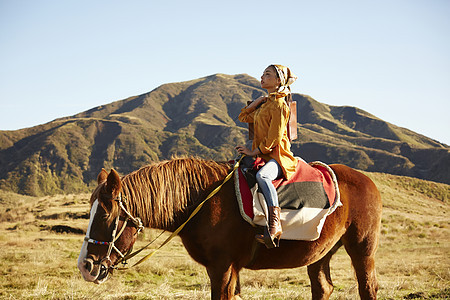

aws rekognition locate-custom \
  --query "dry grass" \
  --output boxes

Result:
[0,172,449,299]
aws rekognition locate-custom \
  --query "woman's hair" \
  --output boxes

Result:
[268,65,279,78]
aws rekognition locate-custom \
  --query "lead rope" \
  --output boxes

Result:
[117,155,245,270]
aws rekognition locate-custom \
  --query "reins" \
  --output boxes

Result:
[114,155,245,270]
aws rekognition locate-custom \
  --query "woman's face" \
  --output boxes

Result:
[260,66,281,92]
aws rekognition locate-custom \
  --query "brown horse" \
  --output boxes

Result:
[77,157,382,299]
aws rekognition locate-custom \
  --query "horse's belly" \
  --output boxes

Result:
[245,240,328,270]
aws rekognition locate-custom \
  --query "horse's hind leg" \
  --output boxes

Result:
[234,273,242,299]
[307,241,342,300]
[342,226,379,299]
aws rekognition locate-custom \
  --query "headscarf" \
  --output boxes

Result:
[270,64,298,97]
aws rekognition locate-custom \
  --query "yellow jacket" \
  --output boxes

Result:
[239,95,297,179]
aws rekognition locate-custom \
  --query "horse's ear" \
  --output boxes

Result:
[106,169,121,194]
[97,168,108,184]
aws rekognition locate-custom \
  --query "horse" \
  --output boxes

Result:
[77,157,382,299]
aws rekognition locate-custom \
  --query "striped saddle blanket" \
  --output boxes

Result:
[234,157,342,241]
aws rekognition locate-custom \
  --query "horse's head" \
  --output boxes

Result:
[77,168,143,284]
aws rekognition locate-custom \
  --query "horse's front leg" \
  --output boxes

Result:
[307,241,342,300]
[206,263,241,300]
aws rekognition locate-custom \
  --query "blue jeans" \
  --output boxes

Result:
[255,159,283,207]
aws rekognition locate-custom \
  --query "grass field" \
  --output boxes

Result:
[0,171,449,299]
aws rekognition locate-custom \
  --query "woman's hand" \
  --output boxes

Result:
[254,96,267,104]
[235,145,260,157]
[246,96,267,112]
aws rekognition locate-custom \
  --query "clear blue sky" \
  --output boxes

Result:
[1,0,449,145]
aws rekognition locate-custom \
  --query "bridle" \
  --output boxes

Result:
[84,192,144,268]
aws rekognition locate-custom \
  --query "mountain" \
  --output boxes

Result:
[0,74,448,196]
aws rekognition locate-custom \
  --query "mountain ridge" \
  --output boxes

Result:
[0,73,448,196]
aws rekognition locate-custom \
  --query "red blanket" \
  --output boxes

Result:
[237,158,337,224]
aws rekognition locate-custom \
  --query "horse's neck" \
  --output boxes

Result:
[121,159,231,232]
[122,179,205,232]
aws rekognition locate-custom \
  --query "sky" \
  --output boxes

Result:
[1,0,449,145]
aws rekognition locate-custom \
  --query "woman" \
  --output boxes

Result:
[236,64,298,248]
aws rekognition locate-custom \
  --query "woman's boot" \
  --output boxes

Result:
[255,206,283,248]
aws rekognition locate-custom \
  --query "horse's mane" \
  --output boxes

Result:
[120,157,232,228]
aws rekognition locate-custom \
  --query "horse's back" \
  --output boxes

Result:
[330,163,381,207]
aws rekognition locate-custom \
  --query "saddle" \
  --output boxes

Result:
[235,156,342,241]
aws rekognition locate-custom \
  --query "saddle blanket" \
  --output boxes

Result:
[234,158,342,241]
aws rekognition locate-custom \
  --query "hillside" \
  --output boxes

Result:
[0,172,448,299]
[0,73,449,196]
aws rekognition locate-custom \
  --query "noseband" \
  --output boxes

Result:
[85,192,144,268]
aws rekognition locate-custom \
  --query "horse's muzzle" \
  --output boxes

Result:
[78,257,111,284]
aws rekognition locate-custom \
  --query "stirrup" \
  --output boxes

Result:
[255,226,280,249]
